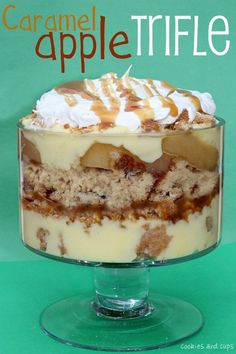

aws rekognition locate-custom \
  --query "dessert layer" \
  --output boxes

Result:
[21,195,220,263]
[23,157,219,225]
[21,126,221,170]
[21,70,217,133]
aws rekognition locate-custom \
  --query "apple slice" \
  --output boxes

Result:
[162,134,218,171]
[146,154,171,174]
[21,134,41,163]
[80,143,125,169]
[80,142,146,172]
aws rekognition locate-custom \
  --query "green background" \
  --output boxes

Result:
[0,0,235,353]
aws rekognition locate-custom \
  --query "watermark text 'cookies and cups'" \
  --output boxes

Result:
[180,343,234,351]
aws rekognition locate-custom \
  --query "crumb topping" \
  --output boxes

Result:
[136,225,172,258]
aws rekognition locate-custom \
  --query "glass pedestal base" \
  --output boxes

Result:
[40,293,203,351]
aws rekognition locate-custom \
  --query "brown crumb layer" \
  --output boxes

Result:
[136,225,171,258]
[22,191,217,229]
[22,155,219,228]
[23,158,218,211]
[21,111,217,134]
[36,227,49,251]
[167,112,216,131]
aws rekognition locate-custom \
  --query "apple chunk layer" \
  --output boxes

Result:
[80,135,218,173]
[162,134,218,171]
[80,142,172,174]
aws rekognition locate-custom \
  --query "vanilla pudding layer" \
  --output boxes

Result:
[21,116,221,170]
[21,196,220,263]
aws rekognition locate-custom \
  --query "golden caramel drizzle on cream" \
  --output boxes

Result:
[143,83,154,97]
[159,96,179,117]
[134,106,155,122]
[147,79,160,95]
[31,72,216,131]
[130,77,154,97]
[91,101,120,126]
[56,80,86,92]
[90,79,120,126]
[58,79,203,125]
[63,94,78,107]
[85,79,96,93]
[178,90,202,111]
[160,80,176,91]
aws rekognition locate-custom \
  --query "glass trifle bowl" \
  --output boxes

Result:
[18,72,224,351]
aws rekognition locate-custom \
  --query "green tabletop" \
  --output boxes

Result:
[0,242,235,354]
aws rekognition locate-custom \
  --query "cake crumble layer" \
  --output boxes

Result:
[22,158,219,223]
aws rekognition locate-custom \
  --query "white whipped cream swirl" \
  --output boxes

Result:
[32,70,216,131]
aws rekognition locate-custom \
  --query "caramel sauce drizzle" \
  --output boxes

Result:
[90,78,120,127]
[122,78,155,122]
[91,100,119,126]
[143,83,154,97]
[177,89,202,111]
[159,96,178,117]
[85,79,96,94]
[54,76,205,129]
[115,77,138,113]
[161,82,203,115]
[160,80,177,91]
[56,80,86,93]
[63,94,78,107]
[56,81,97,102]
[147,79,160,95]
[159,81,202,111]
[133,108,155,122]
[132,100,155,122]
[130,77,154,97]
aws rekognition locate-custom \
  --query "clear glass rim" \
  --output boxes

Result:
[17,116,225,137]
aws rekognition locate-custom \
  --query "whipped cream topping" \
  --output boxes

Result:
[26,69,216,131]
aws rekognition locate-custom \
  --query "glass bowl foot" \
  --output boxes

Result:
[40,293,203,351]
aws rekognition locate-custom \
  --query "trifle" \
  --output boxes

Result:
[18,70,223,263]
